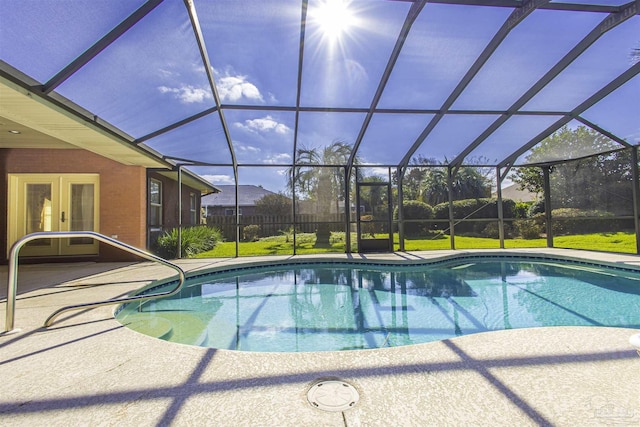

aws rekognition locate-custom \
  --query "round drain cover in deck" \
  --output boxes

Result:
[307,380,359,412]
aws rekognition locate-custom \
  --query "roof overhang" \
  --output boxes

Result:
[155,170,220,195]
[0,61,168,168]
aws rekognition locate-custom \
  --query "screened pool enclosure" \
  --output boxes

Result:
[1,0,638,256]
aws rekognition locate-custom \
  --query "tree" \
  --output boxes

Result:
[421,167,448,206]
[420,163,490,205]
[511,125,630,213]
[287,141,358,245]
[396,155,491,205]
[255,193,292,217]
[392,155,434,201]
[450,166,491,200]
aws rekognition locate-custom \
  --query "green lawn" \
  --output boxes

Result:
[196,231,637,257]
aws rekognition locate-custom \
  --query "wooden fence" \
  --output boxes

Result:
[206,214,346,241]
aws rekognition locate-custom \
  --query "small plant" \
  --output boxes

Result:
[155,226,221,259]
[279,227,294,243]
[243,224,260,242]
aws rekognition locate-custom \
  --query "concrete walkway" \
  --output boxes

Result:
[1,249,639,426]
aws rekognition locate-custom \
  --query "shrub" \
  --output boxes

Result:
[516,219,544,239]
[242,224,260,242]
[155,226,221,259]
[433,198,517,220]
[432,198,516,235]
[479,222,515,239]
[550,208,615,235]
[514,201,531,219]
[479,222,499,238]
[528,199,545,217]
[393,200,434,236]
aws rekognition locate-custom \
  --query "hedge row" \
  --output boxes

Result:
[432,198,517,220]
[393,199,630,238]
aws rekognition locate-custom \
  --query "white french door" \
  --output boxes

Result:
[8,174,100,257]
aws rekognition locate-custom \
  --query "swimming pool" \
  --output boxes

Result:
[116,256,640,352]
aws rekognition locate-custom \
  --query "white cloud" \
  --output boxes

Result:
[368,167,390,178]
[218,76,262,102]
[157,68,177,78]
[160,68,264,104]
[234,115,291,135]
[158,85,212,104]
[214,68,264,102]
[202,174,234,185]
[264,153,292,164]
[237,145,261,153]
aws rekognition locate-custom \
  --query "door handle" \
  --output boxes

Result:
[61,211,66,223]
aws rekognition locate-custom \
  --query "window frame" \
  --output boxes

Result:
[189,192,198,224]
[149,178,163,228]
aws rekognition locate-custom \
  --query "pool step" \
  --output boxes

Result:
[122,312,208,346]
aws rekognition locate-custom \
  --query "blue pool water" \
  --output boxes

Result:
[116,257,640,352]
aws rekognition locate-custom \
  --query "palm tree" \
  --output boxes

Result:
[421,167,448,206]
[452,167,490,199]
[421,164,490,205]
[287,141,356,245]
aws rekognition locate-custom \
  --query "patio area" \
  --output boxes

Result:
[1,249,638,426]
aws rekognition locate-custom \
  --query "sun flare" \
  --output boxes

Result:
[310,0,356,41]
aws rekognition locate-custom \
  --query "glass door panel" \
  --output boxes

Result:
[60,176,99,255]
[25,183,53,247]
[69,183,95,245]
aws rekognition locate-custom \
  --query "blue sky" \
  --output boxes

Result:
[0,0,638,193]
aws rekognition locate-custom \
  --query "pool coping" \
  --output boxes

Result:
[1,248,639,426]
[131,248,640,297]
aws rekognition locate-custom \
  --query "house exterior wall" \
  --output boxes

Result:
[0,148,146,262]
[146,171,204,249]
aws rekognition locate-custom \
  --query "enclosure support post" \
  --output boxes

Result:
[388,167,394,252]
[177,166,182,259]
[234,177,239,257]
[631,147,640,255]
[355,178,362,253]
[447,166,455,250]
[345,166,351,254]
[543,166,553,248]
[397,166,405,252]
[292,166,298,255]
[496,167,505,249]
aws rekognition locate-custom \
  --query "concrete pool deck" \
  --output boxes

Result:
[1,249,639,426]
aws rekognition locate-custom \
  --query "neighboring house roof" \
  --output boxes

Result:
[494,184,538,202]
[202,185,277,207]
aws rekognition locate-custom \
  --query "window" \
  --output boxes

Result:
[149,179,162,227]
[190,193,197,224]
[225,208,242,216]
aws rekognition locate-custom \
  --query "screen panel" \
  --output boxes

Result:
[0,0,146,82]
[300,0,410,108]
[453,9,604,111]
[55,0,214,138]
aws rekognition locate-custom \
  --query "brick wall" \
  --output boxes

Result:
[146,171,204,248]
[1,148,147,262]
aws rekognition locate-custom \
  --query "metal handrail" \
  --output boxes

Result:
[3,231,186,333]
